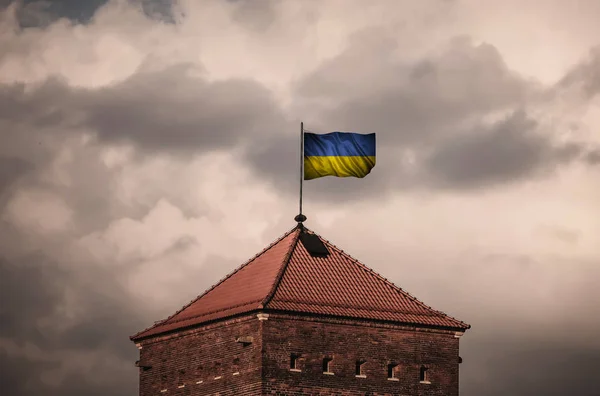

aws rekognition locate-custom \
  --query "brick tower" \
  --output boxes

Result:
[131,224,470,395]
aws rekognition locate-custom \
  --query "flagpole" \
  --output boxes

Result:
[300,121,303,216]
[295,121,307,225]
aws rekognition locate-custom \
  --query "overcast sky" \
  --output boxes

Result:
[1,0,599,395]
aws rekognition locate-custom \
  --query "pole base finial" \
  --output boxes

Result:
[294,214,307,223]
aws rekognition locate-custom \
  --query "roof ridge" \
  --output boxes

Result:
[260,226,302,308]
[307,228,470,329]
[130,226,300,340]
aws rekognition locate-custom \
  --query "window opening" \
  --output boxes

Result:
[290,354,300,371]
[355,360,366,376]
[420,366,430,383]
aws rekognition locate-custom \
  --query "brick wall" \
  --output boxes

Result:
[262,313,461,396]
[135,314,263,396]
[134,312,463,396]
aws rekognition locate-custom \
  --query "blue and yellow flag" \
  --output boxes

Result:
[304,132,376,180]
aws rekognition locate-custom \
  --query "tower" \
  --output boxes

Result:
[131,224,470,395]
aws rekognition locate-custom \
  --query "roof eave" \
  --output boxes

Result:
[131,311,470,343]
[130,308,265,342]
[259,308,470,333]
[259,227,302,308]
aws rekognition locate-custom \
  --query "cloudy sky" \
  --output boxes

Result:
[1,0,599,395]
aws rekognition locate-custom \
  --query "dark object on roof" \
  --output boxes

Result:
[299,231,329,257]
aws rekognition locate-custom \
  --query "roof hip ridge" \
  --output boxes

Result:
[130,226,299,340]
[315,232,470,328]
[260,226,302,308]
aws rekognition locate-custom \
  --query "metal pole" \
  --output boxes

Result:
[300,121,304,216]
[295,122,306,224]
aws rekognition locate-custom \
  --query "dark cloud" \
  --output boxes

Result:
[137,0,179,23]
[0,351,56,396]
[0,246,146,396]
[0,69,293,238]
[0,112,246,395]
[0,79,161,395]
[0,157,30,195]
[285,35,599,194]
[0,77,73,127]
[3,0,109,27]
[248,34,586,200]
[0,80,112,231]
[1,0,177,27]
[0,254,64,343]
[558,45,600,98]
[0,228,242,396]
[0,64,289,155]
[0,38,592,212]
[296,35,534,143]
[0,350,133,396]
[0,65,301,215]
[230,0,277,32]
[424,111,583,188]
[80,64,289,153]
[585,149,600,165]
[462,336,600,396]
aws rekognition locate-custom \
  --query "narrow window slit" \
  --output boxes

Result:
[420,366,430,383]
[355,360,366,377]
[290,354,301,371]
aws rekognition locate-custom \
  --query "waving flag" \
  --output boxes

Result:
[303,132,376,180]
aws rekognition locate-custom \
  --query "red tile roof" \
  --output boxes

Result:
[131,225,469,341]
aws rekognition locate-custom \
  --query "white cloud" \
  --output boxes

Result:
[3,188,73,234]
[75,151,283,307]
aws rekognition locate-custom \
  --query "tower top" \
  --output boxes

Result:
[131,225,470,342]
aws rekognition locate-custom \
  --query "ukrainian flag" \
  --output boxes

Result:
[304,132,376,180]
